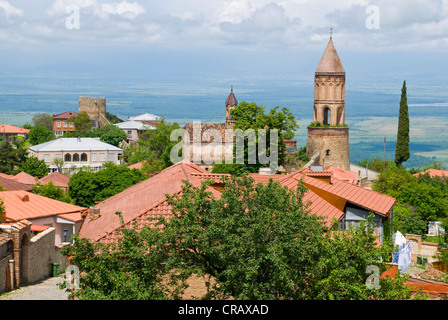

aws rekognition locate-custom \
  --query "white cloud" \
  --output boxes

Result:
[101,1,145,19]
[0,0,24,18]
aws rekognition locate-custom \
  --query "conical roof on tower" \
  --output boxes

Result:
[225,86,238,107]
[315,37,345,75]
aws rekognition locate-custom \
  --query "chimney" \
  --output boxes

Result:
[89,206,101,222]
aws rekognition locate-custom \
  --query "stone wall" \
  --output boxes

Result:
[78,96,107,127]
[306,126,350,170]
[406,234,440,264]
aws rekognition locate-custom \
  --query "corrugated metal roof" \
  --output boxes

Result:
[28,137,122,152]
[114,120,155,130]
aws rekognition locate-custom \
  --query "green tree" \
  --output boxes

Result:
[0,140,27,174]
[27,125,56,145]
[19,156,50,178]
[63,175,416,300]
[0,198,5,223]
[68,163,147,207]
[212,101,299,175]
[99,125,127,147]
[391,202,428,236]
[159,176,412,300]
[60,227,168,300]
[32,181,73,204]
[395,81,410,167]
[357,157,395,173]
[123,122,182,173]
[70,111,92,135]
[32,113,53,130]
[372,164,417,198]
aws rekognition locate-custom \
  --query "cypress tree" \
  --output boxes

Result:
[394,80,410,166]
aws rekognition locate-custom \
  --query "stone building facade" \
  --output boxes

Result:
[78,96,108,128]
[307,36,350,171]
[0,220,68,294]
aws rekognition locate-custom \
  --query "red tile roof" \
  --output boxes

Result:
[288,172,395,217]
[79,161,216,243]
[0,190,86,221]
[414,169,448,178]
[0,176,33,191]
[324,165,359,185]
[79,162,394,244]
[53,111,78,120]
[0,124,30,134]
[38,172,71,189]
[13,172,38,185]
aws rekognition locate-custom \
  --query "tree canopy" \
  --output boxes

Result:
[395,81,410,166]
[68,162,148,207]
[19,156,50,178]
[63,175,414,300]
[27,125,56,146]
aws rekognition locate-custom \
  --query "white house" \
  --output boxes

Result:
[28,137,123,173]
[114,120,155,143]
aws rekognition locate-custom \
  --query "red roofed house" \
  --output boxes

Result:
[38,172,71,191]
[0,190,86,245]
[52,111,77,137]
[79,160,395,246]
[0,175,33,191]
[0,124,30,143]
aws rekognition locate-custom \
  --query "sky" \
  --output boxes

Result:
[1,0,447,70]
[0,0,447,113]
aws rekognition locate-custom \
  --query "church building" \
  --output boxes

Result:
[306,35,350,170]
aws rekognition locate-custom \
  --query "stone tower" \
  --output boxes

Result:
[78,96,107,128]
[225,86,238,128]
[306,36,350,170]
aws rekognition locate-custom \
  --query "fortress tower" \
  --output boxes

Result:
[78,96,107,128]
[306,36,350,170]
[225,86,238,128]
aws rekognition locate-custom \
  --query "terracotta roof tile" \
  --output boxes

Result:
[0,124,30,134]
[0,190,86,221]
[38,172,71,189]
[13,172,38,185]
[0,176,33,191]
[414,169,448,178]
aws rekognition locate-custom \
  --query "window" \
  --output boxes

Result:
[91,153,97,161]
[73,153,80,162]
[63,121,67,128]
[65,154,71,162]
[81,153,88,162]
[99,153,105,161]
[44,154,50,162]
[108,153,114,162]
[56,154,62,159]
[56,120,61,128]
[55,131,63,136]
[127,130,132,138]
[69,122,74,128]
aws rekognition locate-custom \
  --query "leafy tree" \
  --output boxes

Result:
[0,198,5,223]
[212,102,299,175]
[391,202,428,235]
[123,122,182,173]
[372,164,417,198]
[106,112,123,124]
[159,176,412,300]
[398,182,448,221]
[32,181,73,204]
[99,125,127,147]
[0,140,27,175]
[32,113,53,130]
[27,125,56,145]
[69,111,92,135]
[395,81,410,167]
[19,156,50,178]
[63,175,416,300]
[60,227,168,300]
[357,157,395,173]
[68,163,147,207]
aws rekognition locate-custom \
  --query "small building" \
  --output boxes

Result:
[0,174,33,191]
[52,111,78,137]
[128,113,162,126]
[0,190,86,245]
[114,120,155,144]
[38,172,71,191]
[27,137,123,173]
[0,124,30,143]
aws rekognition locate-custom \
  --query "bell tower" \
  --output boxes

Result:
[307,35,350,170]
[225,86,238,128]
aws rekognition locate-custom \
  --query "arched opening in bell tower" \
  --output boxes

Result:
[323,107,331,125]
